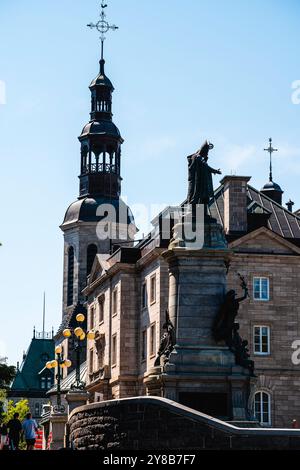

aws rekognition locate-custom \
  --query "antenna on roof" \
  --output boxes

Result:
[42,292,46,340]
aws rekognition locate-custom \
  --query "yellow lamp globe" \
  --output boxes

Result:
[55,346,62,355]
[64,359,72,368]
[79,333,86,341]
[87,331,95,340]
[46,361,53,369]
[51,360,58,368]
[74,327,84,338]
[63,329,71,338]
[76,313,85,323]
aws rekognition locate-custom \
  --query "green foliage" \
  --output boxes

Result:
[2,398,30,424]
[0,364,16,388]
[0,394,30,450]
[0,389,6,418]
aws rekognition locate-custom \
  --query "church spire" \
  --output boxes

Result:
[79,2,123,199]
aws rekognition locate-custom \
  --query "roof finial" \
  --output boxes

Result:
[42,292,46,340]
[87,2,119,74]
[264,138,278,182]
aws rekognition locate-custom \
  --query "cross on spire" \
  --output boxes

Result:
[264,137,278,182]
[87,2,119,62]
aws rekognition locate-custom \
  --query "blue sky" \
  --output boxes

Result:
[1,0,300,365]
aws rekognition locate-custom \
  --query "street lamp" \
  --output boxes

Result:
[46,346,72,411]
[62,314,95,390]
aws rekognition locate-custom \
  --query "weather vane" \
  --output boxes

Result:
[264,138,278,183]
[87,2,119,61]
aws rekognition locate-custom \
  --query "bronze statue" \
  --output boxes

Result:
[154,310,176,367]
[187,140,221,208]
[213,274,249,347]
[213,274,254,375]
[232,324,255,376]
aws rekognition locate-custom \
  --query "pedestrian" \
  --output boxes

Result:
[22,413,38,451]
[7,413,22,450]
[292,419,299,429]
[0,421,9,451]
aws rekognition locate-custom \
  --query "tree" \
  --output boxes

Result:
[0,364,16,389]
[2,398,30,424]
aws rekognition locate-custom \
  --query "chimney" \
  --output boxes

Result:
[221,176,251,235]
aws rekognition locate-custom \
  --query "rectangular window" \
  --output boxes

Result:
[254,326,270,355]
[142,282,147,309]
[98,295,105,324]
[150,275,156,305]
[150,323,156,357]
[46,377,52,390]
[90,306,95,330]
[141,330,147,362]
[112,288,118,316]
[112,334,117,366]
[34,403,40,417]
[40,377,46,390]
[89,349,94,374]
[253,277,269,301]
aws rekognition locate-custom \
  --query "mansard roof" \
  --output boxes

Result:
[209,184,300,240]
[10,337,54,394]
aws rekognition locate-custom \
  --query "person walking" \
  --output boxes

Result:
[22,413,38,451]
[7,413,22,450]
[0,421,9,450]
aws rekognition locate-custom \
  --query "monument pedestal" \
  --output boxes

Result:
[145,219,254,421]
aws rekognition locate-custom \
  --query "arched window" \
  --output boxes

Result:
[87,244,98,277]
[254,391,271,426]
[67,247,74,306]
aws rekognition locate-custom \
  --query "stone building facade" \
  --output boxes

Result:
[53,11,300,428]
[83,173,300,428]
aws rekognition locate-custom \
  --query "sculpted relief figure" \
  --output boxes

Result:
[213,274,249,346]
[154,310,176,367]
[213,274,254,375]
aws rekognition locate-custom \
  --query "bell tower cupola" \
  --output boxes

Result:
[79,9,122,199]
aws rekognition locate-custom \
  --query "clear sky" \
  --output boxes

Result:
[1,0,300,365]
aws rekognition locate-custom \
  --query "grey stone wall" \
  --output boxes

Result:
[68,397,300,450]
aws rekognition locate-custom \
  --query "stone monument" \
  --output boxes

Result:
[145,141,255,422]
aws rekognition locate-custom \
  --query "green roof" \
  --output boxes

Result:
[11,338,54,392]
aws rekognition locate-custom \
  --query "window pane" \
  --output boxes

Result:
[253,279,260,299]
[261,279,269,299]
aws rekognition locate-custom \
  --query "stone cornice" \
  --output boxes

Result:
[83,262,136,295]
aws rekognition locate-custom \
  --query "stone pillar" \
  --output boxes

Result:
[48,410,68,450]
[64,390,89,448]
[166,249,228,348]
[66,390,89,415]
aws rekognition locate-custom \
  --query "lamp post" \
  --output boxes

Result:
[62,314,95,390]
[46,346,72,411]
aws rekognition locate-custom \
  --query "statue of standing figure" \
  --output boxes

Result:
[187,141,221,213]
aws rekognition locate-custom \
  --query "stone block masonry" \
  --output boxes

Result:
[68,397,300,450]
